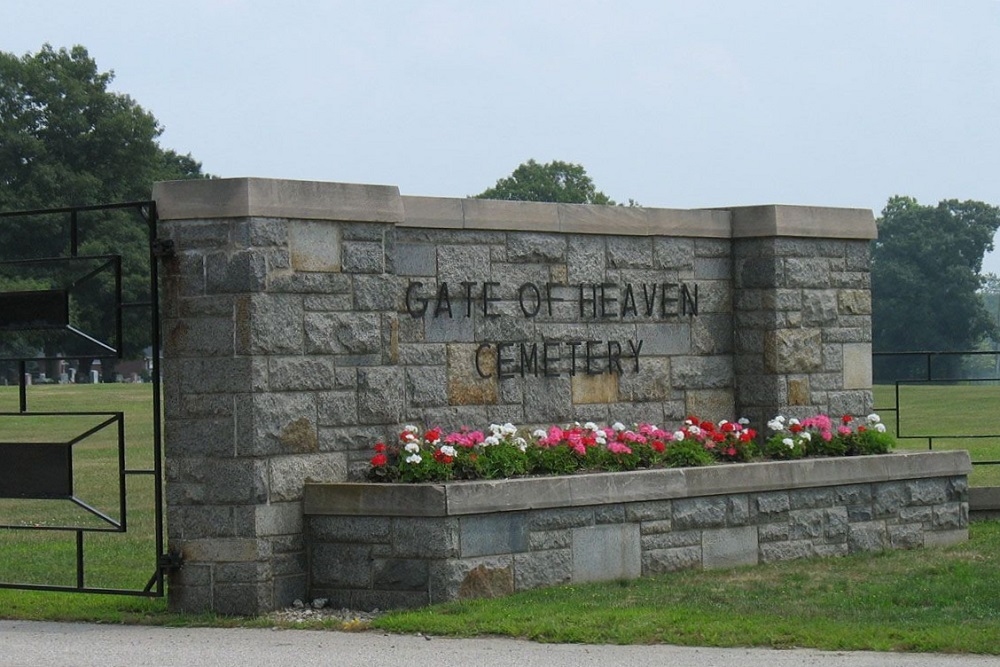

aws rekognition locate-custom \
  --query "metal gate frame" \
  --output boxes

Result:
[0,200,173,596]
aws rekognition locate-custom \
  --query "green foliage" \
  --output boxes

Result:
[872,196,1000,379]
[662,439,715,468]
[0,44,206,212]
[473,442,529,479]
[476,159,615,205]
[525,445,578,476]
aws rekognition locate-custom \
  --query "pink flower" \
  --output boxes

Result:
[607,441,632,455]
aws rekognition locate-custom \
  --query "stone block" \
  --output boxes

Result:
[353,274,399,311]
[673,497,728,530]
[459,513,529,557]
[267,356,337,391]
[848,521,887,552]
[635,323,690,355]
[924,528,969,548]
[572,524,641,582]
[514,548,572,590]
[571,372,619,404]
[354,367,404,424]
[392,517,459,558]
[288,220,340,272]
[702,526,758,569]
[759,540,815,563]
[529,529,572,550]
[671,356,733,389]
[641,530,701,550]
[642,546,701,574]
[304,312,381,355]
[428,556,513,603]
[269,453,345,502]
[843,343,873,390]
[507,233,567,263]
[764,328,823,374]
[625,500,673,522]
[607,237,652,268]
[406,366,449,407]
[372,558,429,591]
[206,250,268,294]
[342,240,384,273]
[393,243,437,276]
[311,543,372,588]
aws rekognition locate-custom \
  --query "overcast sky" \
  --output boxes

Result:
[4,1,1000,270]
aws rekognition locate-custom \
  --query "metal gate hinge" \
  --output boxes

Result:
[158,549,184,574]
[151,239,176,258]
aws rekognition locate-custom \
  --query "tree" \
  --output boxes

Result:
[0,45,208,374]
[476,159,616,204]
[872,196,1000,380]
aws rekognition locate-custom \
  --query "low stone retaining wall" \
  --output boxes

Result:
[303,450,971,610]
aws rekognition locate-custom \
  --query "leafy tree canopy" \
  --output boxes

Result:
[0,45,208,367]
[872,195,1000,361]
[0,44,205,211]
[475,159,616,205]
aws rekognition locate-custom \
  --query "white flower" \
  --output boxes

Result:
[738,417,750,425]
[404,442,421,453]
[874,423,887,433]
[782,437,794,448]
[514,437,528,452]
[439,445,457,457]
[403,424,419,434]
[775,415,786,423]
[867,414,881,424]
[673,431,686,441]
[688,425,702,436]
[501,423,517,436]
[484,435,500,447]
[403,432,417,442]
[405,453,422,464]
[788,417,800,426]
[532,428,547,439]
[489,423,503,435]
[612,422,626,432]
[595,434,607,446]
[584,421,599,431]
[767,419,784,432]
[801,431,812,441]
[719,420,729,427]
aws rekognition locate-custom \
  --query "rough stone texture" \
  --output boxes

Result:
[304,467,968,609]
[159,180,879,615]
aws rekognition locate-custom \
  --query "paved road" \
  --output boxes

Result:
[1,621,996,667]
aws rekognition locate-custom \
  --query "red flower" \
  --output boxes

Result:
[789,423,803,433]
[841,415,852,424]
[374,442,387,453]
[711,431,725,443]
[370,453,388,467]
[651,440,666,453]
[701,420,715,432]
[425,427,442,443]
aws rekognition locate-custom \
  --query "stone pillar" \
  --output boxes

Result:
[729,206,876,428]
[155,178,404,614]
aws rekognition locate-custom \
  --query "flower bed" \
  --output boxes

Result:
[367,414,894,483]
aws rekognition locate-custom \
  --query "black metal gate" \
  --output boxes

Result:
[0,201,172,596]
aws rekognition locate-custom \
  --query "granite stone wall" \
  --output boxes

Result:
[304,451,971,609]
[153,178,880,614]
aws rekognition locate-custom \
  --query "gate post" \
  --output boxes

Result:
[729,206,876,428]
[154,178,403,614]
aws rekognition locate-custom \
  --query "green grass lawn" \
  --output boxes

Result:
[873,383,1000,486]
[371,520,1000,653]
[0,383,161,592]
